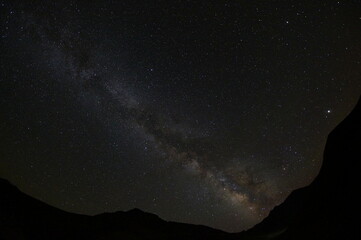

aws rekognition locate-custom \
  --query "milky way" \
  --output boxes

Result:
[1,1,360,232]
[35,14,277,222]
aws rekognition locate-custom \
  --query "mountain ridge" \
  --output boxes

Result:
[1,96,360,239]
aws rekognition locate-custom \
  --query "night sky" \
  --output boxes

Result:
[1,0,360,232]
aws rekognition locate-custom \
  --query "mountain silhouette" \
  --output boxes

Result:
[0,178,236,239]
[239,96,361,240]
[1,97,360,239]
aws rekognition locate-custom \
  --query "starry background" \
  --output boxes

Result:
[0,0,360,232]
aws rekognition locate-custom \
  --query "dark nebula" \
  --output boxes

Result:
[1,1,360,232]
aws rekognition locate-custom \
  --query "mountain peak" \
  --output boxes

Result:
[127,208,144,213]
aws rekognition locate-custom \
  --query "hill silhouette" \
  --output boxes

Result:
[0,178,238,239]
[238,96,361,240]
[1,97,360,239]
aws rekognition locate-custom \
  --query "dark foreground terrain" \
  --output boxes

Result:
[1,97,360,240]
